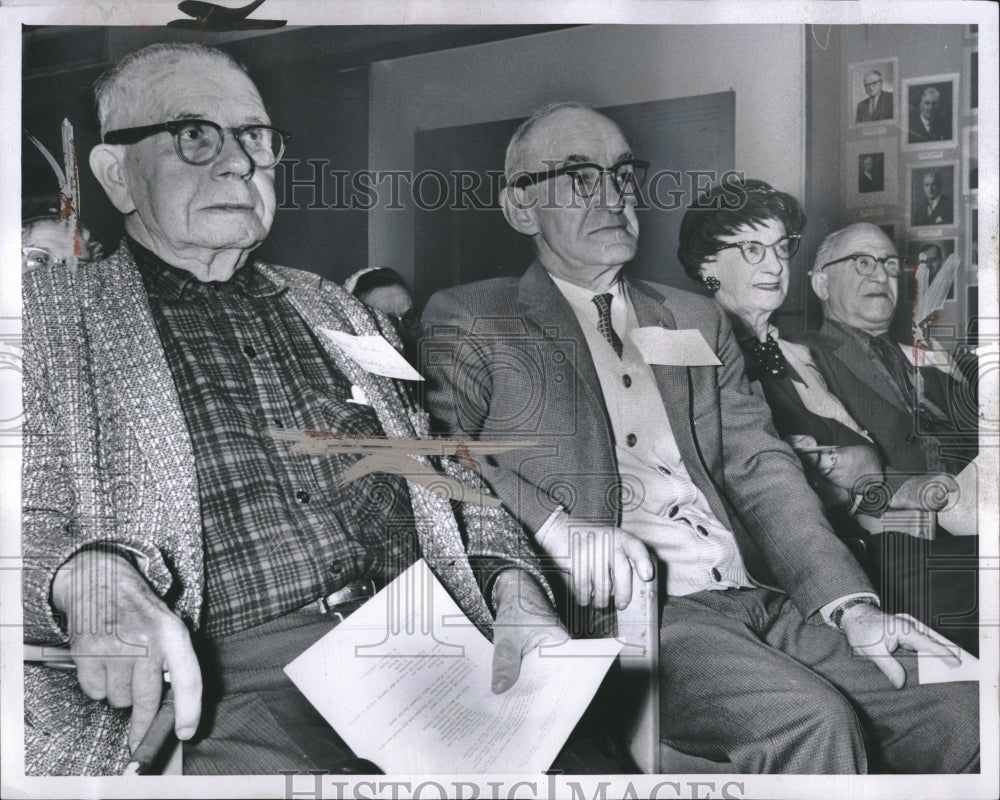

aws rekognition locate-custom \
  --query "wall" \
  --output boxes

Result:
[805,24,977,338]
[369,25,806,289]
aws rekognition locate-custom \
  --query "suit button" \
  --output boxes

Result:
[273,418,284,428]
[295,490,310,504]
[243,344,257,358]
[697,525,709,537]
[626,433,637,447]
[711,567,722,582]
[906,434,918,443]
[329,561,343,575]
[622,374,632,388]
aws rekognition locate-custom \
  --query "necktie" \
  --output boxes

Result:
[868,335,951,426]
[870,97,877,117]
[592,293,623,358]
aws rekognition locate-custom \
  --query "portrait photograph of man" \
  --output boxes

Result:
[850,60,897,125]
[858,152,885,193]
[905,238,957,300]
[904,75,957,146]
[909,164,957,227]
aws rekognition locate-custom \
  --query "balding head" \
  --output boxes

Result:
[810,223,899,336]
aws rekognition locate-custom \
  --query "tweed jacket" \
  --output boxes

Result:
[22,244,547,774]
[421,262,873,624]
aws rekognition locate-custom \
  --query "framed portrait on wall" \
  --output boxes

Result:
[848,58,898,128]
[968,200,978,268]
[908,162,958,228]
[964,46,978,114]
[902,73,958,149]
[963,126,978,194]
[845,139,898,208]
[905,237,957,300]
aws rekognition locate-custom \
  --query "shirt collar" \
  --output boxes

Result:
[127,236,285,300]
[549,272,625,310]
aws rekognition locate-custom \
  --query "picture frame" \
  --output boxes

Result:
[905,236,957,301]
[847,58,898,129]
[964,46,978,114]
[962,126,978,194]
[845,139,898,208]
[908,161,958,229]
[902,73,958,150]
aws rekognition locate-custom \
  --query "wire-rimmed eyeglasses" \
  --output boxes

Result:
[819,253,901,278]
[103,118,291,169]
[713,235,801,265]
[509,158,650,199]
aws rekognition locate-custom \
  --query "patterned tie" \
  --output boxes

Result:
[592,293,623,358]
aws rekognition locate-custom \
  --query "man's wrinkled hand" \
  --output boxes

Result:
[51,550,203,751]
[535,514,654,610]
[839,602,961,689]
[490,569,567,694]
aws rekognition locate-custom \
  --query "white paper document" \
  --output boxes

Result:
[893,615,982,685]
[285,559,624,773]
[628,327,722,366]
[320,328,424,381]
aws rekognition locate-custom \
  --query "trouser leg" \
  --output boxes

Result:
[657,590,867,774]
[183,609,356,775]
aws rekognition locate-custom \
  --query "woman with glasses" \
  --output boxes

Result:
[677,179,874,467]
[677,179,978,655]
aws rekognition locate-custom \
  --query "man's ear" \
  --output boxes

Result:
[500,186,539,236]
[810,269,829,301]
[89,145,136,215]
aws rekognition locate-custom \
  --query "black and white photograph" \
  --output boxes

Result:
[845,139,898,209]
[903,74,958,148]
[2,5,997,800]
[848,58,897,127]
[858,152,885,193]
[966,46,979,113]
[964,126,979,193]
[905,237,957,301]
[909,162,958,227]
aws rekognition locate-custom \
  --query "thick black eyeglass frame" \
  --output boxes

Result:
[102,119,291,168]
[712,234,802,265]
[508,158,650,197]
[819,253,902,277]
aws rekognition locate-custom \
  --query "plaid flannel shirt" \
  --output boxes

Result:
[134,241,418,637]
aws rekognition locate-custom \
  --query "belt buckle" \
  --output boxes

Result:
[315,579,378,617]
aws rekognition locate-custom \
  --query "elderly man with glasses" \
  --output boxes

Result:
[22,43,564,776]
[799,222,976,479]
[420,103,979,773]
[855,70,894,123]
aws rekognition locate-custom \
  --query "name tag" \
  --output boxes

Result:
[320,329,424,381]
[628,327,722,367]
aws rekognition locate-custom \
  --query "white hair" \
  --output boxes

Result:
[504,100,597,180]
[94,43,247,136]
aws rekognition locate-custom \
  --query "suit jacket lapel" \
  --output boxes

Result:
[821,320,901,408]
[517,261,611,421]
[80,248,200,527]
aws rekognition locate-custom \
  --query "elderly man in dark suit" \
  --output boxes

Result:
[22,42,562,776]
[798,223,975,477]
[908,86,952,143]
[421,102,978,774]
[855,70,894,123]
[912,170,955,226]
